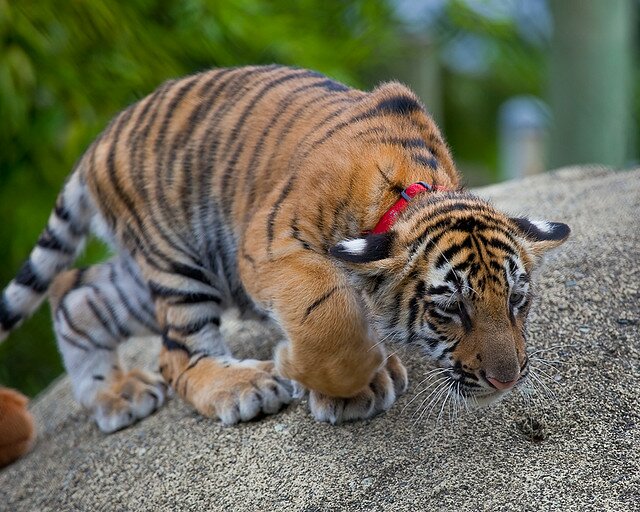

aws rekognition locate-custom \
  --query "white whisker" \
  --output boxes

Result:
[408,377,450,417]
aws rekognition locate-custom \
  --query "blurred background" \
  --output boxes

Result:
[1,0,638,395]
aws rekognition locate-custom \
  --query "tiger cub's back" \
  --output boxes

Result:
[80,66,370,253]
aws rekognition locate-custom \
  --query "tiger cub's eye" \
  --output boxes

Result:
[440,302,461,314]
[509,292,525,306]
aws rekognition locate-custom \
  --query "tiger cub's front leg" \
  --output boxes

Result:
[307,354,408,424]
[241,251,408,424]
[147,262,292,424]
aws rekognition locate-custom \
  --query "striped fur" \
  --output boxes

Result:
[0,65,569,431]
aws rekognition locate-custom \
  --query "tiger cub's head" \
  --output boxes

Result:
[331,193,570,407]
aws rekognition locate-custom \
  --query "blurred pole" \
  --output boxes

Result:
[549,0,635,169]
[499,97,550,180]
[394,35,443,126]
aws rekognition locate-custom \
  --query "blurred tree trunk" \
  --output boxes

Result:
[549,0,635,169]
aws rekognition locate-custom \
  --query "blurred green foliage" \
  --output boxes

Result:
[0,0,395,396]
[439,1,545,179]
[2,0,637,397]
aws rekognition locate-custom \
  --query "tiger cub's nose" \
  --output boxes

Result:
[486,374,520,390]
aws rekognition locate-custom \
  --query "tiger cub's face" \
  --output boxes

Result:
[331,194,570,407]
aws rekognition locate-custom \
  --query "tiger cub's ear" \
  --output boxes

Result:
[330,232,396,264]
[511,217,571,255]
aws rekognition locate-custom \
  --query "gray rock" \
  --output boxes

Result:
[1,166,639,511]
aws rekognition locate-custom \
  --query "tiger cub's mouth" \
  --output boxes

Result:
[408,358,531,419]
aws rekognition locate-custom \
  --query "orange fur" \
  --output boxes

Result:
[0,388,35,468]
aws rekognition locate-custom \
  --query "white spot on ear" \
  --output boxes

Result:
[530,219,552,233]
[337,238,367,255]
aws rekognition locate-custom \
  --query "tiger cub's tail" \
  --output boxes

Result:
[0,167,93,342]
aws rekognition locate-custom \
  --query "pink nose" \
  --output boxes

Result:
[486,375,519,390]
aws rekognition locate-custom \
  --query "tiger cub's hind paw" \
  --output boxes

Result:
[93,369,167,433]
[309,354,408,424]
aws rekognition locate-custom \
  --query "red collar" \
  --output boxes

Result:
[370,181,448,234]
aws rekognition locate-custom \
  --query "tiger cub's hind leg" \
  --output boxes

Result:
[160,351,293,425]
[50,258,166,433]
[145,261,293,424]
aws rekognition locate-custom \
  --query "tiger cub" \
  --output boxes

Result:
[0,65,569,432]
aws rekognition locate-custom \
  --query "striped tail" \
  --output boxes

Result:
[0,169,93,342]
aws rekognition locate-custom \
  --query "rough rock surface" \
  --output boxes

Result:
[1,166,639,511]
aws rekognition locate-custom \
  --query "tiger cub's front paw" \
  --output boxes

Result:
[309,354,408,424]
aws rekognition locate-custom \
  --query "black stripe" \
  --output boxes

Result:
[58,302,114,351]
[59,332,90,352]
[435,238,473,269]
[443,269,463,288]
[407,280,425,332]
[303,286,339,321]
[480,235,517,255]
[92,285,133,338]
[369,137,427,149]
[428,285,454,296]
[86,297,121,341]
[315,78,350,92]
[173,292,222,305]
[376,164,393,185]
[168,316,220,336]
[112,96,195,264]
[162,333,191,354]
[148,281,220,304]
[130,80,175,202]
[221,68,323,163]
[412,154,438,169]
[376,95,424,116]
[291,216,312,251]
[0,293,21,331]
[15,260,50,293]
[468,233,490,272]
[54,203,71,222]
[170,69,238,161]
[169,261,210,285]
[185,353,208,371]
[266,175,295,251]
[110,268,159,333]
[121,257,147,290]
[37,228,75,255]
[174,352,209,391]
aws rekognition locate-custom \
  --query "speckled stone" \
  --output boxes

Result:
[1,166,639,511]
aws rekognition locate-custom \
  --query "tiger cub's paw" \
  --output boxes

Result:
[309,354,408,425]
[94,369,167,433]
[177,359,294,425]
